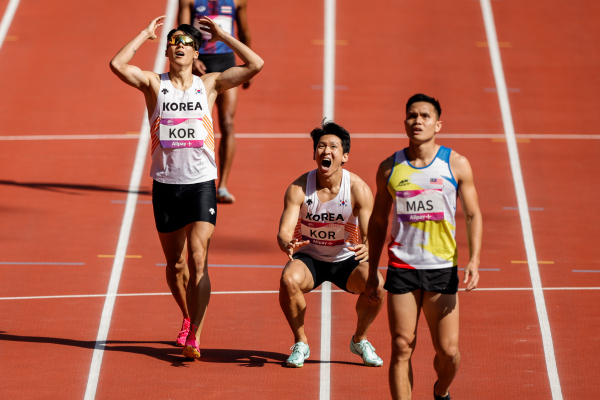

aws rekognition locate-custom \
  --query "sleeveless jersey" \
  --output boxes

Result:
[149,73,217,184]
[192,0,236,54]
[386,146,458,270]
[293,169,360,263]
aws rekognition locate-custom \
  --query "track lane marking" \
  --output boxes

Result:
[3,287,600,301]
[480,0,563,398]
[0,0,20,53]
[320,0,336,398]
[82,2,178,399]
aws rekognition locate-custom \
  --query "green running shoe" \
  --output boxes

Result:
[286,341,310,367]
[349,336,383,367]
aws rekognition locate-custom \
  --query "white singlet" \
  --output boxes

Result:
[149,73,217,184]
[293,169,360,263]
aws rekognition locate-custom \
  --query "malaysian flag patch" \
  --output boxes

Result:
[430,178,443,185]
[221,5,232,14]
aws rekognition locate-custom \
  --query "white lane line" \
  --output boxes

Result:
[320,0,336,398]
[323,0,336,122]
[320,281,332,400]
[4,286,600,301]
[3,133,600,140]
[82,3,178,400]
[479,1,563,398]
[0,0,20,53]
[0,289,350,301]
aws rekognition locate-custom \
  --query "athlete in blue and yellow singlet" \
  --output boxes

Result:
[366,94,482,400]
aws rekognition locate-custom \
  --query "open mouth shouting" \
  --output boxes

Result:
[175,51,185,58]
[321,157,332,170]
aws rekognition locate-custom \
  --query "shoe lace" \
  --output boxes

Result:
[290,343,306,355]
[360,341,377,358]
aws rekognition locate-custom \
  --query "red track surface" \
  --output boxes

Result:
[0,0,598,399]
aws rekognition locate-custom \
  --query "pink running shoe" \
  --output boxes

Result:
[182,325,201,360]
[175,318,191,347]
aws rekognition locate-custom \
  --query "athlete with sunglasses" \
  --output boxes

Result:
[110,15,263,360]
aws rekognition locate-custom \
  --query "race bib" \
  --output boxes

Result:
[301,220,345,247]
[396,189,444,222]
[159,118,205,148]
[195,15,233,42]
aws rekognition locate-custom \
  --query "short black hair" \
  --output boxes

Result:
[310,120,351,154]
[406,93,442,118]
[167,24,203,51]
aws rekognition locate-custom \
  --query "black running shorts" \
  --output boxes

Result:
[198,52,236,73]
[152,179,217,233]
[292,252,361,293]
[384,266,459,295]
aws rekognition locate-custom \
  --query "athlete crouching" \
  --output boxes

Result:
[277,121,386,368]
[110,15,263,360]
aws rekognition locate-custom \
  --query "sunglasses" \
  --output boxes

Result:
[167,35,198,50]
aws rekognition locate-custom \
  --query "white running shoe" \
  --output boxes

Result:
[349,336,383,367]
[286,341,310,367]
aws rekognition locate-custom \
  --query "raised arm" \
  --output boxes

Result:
[451,152,482,291]
[235,0,253,89]
[109,16,164,91]
[277,177,309,260]
[349,174,374,262]
[178,0,195,25]
[365,156,394,301]
[197,16,264,94]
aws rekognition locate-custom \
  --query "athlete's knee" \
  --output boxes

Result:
[165,253,186,272]
[188,247,208,273]
[280,271,303,294]
[391,333,415,361]
[166,257,186,273]
[219,115,235,136]
[436,344,460,364]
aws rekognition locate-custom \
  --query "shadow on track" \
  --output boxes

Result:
[0,179,151,196]
[0,331,361,368]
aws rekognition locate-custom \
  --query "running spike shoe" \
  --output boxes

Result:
[286,341,310,368]
[175,318,191,347]
[182,325,201,360]
[349,336,383,367]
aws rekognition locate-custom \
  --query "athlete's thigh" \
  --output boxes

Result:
[185,221,215,253]
[281,259,315,293]
[158,228,187,264]
[345,261,369,294]
[388,290,423,341]
[216,87,238,121]
[421,291,459,353]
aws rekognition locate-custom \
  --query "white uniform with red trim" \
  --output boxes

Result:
[149,73,217,184]
[294,169,360,263]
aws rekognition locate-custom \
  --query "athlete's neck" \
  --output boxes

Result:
[406,139,440,168]
[315,168,343,192]
[168,67,194,91]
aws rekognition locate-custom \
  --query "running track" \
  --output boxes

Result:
[0,0,599,399]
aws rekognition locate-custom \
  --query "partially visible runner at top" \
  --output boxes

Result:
[366,94,482,400]
[109,15,263,360]
[179,0,253,204]
[277,121,386,368]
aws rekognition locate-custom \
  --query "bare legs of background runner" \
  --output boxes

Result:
[216,87,238,202]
